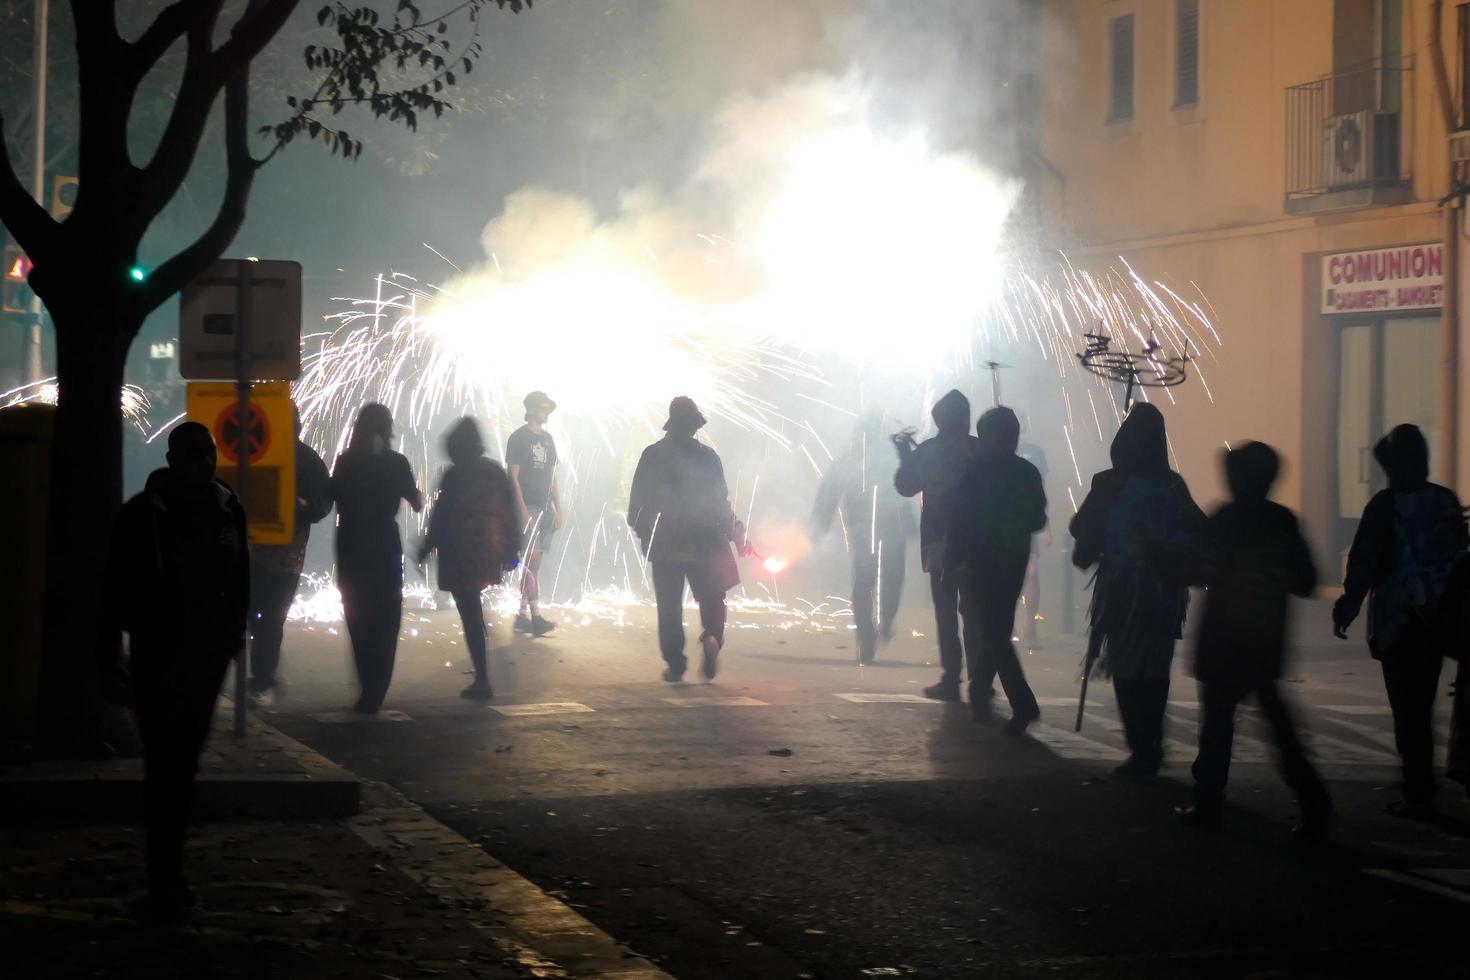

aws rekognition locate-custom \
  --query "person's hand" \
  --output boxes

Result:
[518,505,532,530]
[1041,527,1053,548]
[416,543,431,566]
[1332,621,1350,640]
[552,508,564,531]
[732,520,746,547]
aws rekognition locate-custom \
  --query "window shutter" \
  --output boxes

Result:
[1175,0,1200,107]
[1110,15,1135,121]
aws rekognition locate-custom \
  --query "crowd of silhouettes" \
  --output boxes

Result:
[98,385,1470,918]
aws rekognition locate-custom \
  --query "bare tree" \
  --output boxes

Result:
[0,0,527,755]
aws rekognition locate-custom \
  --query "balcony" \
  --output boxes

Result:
[1285,64,1413,214]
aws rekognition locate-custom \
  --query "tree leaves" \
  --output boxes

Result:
[267,0,527,161]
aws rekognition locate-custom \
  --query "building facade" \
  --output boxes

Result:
[1036,0,1470,579]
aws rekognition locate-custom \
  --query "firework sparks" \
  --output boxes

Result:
[3,377,154,434]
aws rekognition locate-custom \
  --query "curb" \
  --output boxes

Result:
[260,720,675,979]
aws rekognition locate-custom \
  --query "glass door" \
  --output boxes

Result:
[1331,315,1442,577]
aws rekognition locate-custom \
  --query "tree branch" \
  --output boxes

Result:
[126,0,205,84]
[138,68,258,319]
[212,0,301,82]
[0,106,59,264]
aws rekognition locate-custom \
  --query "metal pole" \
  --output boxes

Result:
[25,0,47,383]
[233,260,252,739]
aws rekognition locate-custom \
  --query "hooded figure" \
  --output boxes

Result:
[1334,423,1468,816]
[1176,441,1332,834]
[1070,402,1204,780]
[945,406,1047,730]
[812,415,914,663]
[418,417,521,699]
[628,397,742,682]
[894,390,988,702]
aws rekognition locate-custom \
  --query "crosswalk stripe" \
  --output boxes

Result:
[492,702,595,717]
[834,693,935,704]
[311,709,413,724]
[1028,724,1127,761]
[662,696,768,707]
[1366,869,1470,906]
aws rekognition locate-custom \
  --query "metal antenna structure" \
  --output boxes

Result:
[1076,330,1191,411]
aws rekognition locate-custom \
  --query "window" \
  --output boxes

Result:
[1174,0,1199,107]
[1109,14,1135,121]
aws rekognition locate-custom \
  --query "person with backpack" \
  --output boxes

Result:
[1175,442,1333,836]
[1070,402,1204,781]
[1333,423,1469,819]
[418,418,521,699]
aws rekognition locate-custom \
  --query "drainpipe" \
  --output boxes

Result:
[1431,0,1460,490]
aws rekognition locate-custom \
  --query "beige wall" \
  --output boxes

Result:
[1036,1,1461,571]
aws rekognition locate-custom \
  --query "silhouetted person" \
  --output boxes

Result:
[331,403,422,713]
[98,421,248,919]
[1071,402,1203,781]
[507,390,562,637]
[248,406,331,706]
[1333,423,1468,819]
[1016,412,1050,650]
[947,406,1046,732]
[812,415,912,663]
[628,396,742,682]
[1176,442,1333,836]
[894,389,988,703]
[1445,551,1470,799]
[418,417,520,699]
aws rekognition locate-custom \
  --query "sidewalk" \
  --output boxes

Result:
[0,712,670,980]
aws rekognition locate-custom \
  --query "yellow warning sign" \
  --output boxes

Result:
[186,381,295,545]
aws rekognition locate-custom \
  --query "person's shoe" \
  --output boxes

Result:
[460,679,494,700]
[879,619,895,644]
[514,613,533,634]
[662,666,686,683]
[1003,710,1040,736]
[351,700,379,715]
[530,615,556,637]
[142,883,195,924]
[858,641,877,664]
[923,680,962,702]
[700,633,721,680]
[247,687,275,709]
[1112,756,1160,783]
[1176,803,1223,830]
[1384,799,1437,821]
[1293,803,1336,840]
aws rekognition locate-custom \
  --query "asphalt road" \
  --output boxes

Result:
[265,589,1470,979]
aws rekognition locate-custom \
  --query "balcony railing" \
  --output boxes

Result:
[1285,64,1413,210]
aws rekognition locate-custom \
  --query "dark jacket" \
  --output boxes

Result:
[100,468,250,664]
[422,455,520,593]
[1069,403,1204,677]
[1334,424,1468,657]
[894,389,979,570]
[628,433,740,592]
[331,447,419,579]
[1191,443,1317,686]
[253,439,333,575]
[947,407,1047,592]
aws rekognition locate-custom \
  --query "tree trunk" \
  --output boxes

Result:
[33,299,134,757]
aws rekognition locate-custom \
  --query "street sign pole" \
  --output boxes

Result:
[233,260,252,739]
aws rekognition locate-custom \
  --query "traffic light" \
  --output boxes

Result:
[50,175,78,221]
[3,241,33,314]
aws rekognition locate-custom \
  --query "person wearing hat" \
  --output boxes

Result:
[628,396,743,682]
[507,391,562,637]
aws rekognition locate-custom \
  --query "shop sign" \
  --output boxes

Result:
[1322,242,1443,314]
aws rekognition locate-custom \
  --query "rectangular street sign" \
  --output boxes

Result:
[186,381,296,545]
[179,259,302,380]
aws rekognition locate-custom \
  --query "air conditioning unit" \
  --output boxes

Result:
[1322,111,1400,189]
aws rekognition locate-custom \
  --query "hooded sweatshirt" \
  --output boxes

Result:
[1192,442,1317,685]
[945,407,1047,588]
[894,390,979,568]
[1335,424,1468,656]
